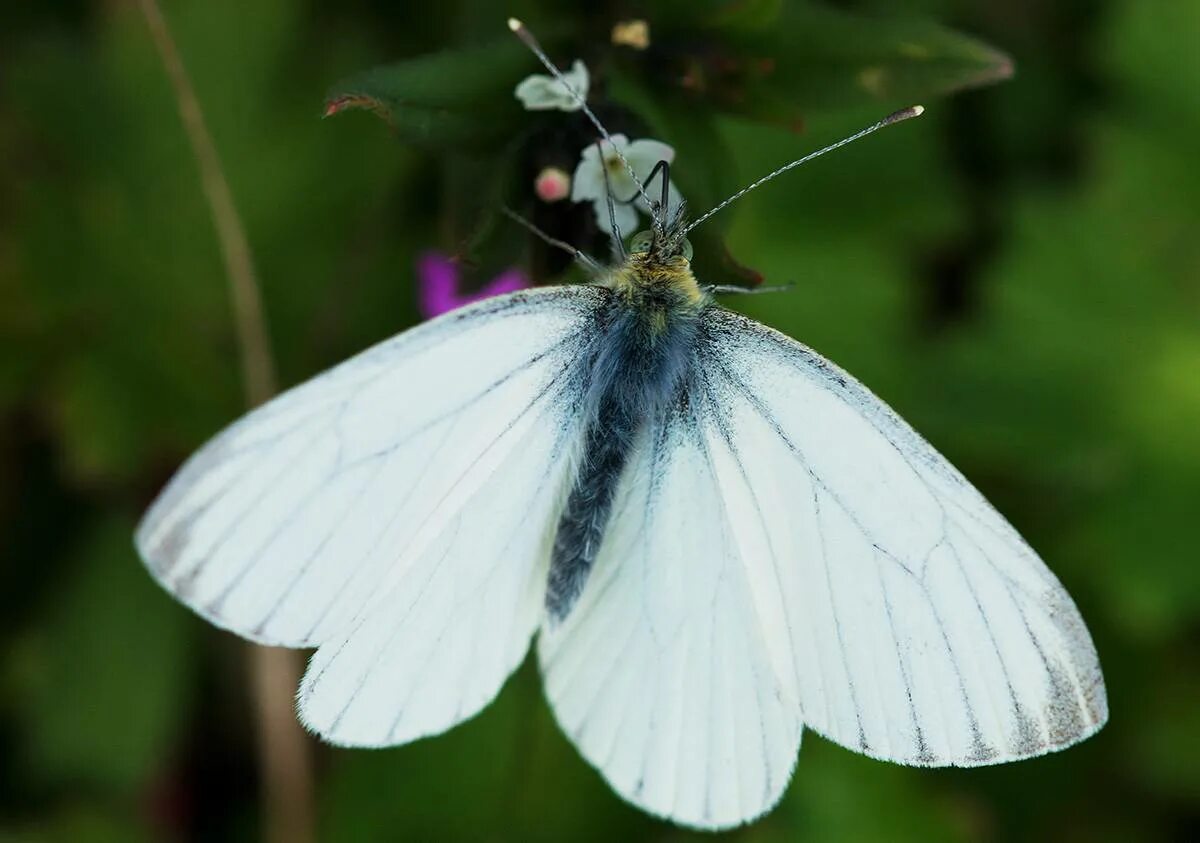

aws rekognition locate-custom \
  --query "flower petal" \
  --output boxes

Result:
[571,134,683,241]
[513,59,590,112]
[625,138,676,175]
[416,253,529,319]
[561,59,590,103]
[514,76,554,110]
[571,149,605,202]
[416,252,460,319]
[571,134,630,202]
[475,268,528,299]
[592,199,639,241]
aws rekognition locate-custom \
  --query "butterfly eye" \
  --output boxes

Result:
[680,238,694,261]
[630,231,654,253]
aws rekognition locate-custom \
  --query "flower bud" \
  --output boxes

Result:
[535,166,572,203]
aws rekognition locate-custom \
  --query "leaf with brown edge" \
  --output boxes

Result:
[323,35,563,148]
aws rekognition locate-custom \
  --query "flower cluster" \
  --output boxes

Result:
[419,58,684,320]
[514,60,681,242]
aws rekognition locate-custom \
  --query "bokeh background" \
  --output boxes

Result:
[2,1,1198,841]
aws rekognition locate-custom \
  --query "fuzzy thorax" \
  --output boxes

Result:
[606,252,705,312]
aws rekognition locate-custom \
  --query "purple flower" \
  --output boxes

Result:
[417,252,529,319]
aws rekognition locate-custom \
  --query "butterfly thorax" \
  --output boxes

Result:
[546,257,706,622]
[608,252,705,311]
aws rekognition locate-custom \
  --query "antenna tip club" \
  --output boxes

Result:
[507,17,523,32]
[884,104,925,125]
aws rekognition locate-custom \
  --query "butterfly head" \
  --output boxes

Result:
[621,155,695,270]
[616,220,704,307]
[629,228,693,264]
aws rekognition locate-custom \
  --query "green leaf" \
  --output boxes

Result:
[648,2,1012,126]
[324,37,556,147]
[651,0,785,32]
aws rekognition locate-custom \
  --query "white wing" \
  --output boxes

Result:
[538,410,804,830]
[539,305,1107,830]
[138,286,605,744]
[696,307,1107,767]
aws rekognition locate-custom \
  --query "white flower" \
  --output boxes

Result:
[570,135,683,241]
[514,59,590,112]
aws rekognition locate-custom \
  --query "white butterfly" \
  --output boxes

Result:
[135,24,1106,830]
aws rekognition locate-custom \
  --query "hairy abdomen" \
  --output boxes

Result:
[546,294,700,622]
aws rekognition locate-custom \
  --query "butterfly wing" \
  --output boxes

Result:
[137,286,605,744]
[539,305,1107,829]
[695,307,1107,766]
[538,406,804,830]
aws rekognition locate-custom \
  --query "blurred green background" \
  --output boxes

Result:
[2,0,1197,841]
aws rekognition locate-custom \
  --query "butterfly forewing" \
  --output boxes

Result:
[136,287,604,653]
[298,375,580,746]
[696,307,1107,766]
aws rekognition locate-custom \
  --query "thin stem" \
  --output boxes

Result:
[136,4,314,843]
[138,0,277,406]
[247,647,315,843]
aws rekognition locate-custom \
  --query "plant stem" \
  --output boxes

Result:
[136,0,274,406]
[136,2,315,842]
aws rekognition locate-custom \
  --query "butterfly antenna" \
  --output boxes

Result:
[507,17,660,231]
[683,106,925,236]
[501,206,603,274]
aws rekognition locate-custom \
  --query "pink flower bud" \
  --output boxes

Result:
[534,166,571,203]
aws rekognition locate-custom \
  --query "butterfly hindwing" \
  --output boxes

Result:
[538,401,804,830]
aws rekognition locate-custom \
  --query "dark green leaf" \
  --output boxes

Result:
[324,36,560,147]
[649,0,784,32]
[647,2,1012,126]
[706,0,785,31]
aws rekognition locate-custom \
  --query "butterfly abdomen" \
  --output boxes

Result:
[546,391,637,622]
[546,282,702,622]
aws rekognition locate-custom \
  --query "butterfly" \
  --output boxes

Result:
[135,20,1107,831]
